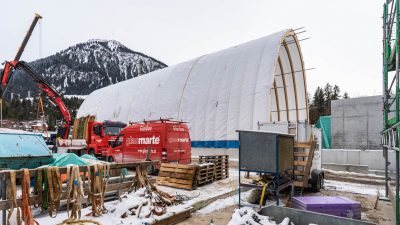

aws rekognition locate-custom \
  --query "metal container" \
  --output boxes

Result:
[292,196,361,220]
[237,130,294,172]
[259,206,377,225]
[0,130,53,169]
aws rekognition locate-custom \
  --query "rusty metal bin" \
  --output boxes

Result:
[259,206,377,225]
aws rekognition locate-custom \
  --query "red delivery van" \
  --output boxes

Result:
[107,120,191,165]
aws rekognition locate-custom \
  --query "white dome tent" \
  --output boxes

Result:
[77,29,309,149]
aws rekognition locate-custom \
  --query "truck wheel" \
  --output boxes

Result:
[310,169,324,192]
[88,149,95,156]
[108,156,114,163]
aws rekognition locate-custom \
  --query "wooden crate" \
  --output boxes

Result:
[156,163,197,190]
[199,155,229,180]
[196,163,215,186]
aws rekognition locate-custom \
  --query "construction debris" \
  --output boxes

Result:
[227,207,290,225]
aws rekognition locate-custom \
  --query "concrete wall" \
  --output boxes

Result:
[331,96,383,149]
[322,149,396,171]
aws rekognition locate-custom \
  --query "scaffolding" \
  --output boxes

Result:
[382,0,400,223]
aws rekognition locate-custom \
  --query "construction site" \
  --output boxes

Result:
[0,1,398,225]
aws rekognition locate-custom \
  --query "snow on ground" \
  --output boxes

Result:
[227,207,290,225]
[324,179,385,196]
[36,188,192,225]
[35,171,238,224]
[196,191,252,215]
[0,128,34,134]
[323,169,385,179]
[197,194,238,215]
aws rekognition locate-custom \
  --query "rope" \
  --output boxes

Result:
[57,220,101,225]
[47,166,62,217]
[63,165,84,224]
[7,170,21,225]
[86,164,109,217]
[21,169,39,225]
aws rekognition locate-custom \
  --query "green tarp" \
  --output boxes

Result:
[49,153,99,167]
[315,116,331,149]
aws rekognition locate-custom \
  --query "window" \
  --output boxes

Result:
[114,135,124,147]
[104,126,123,136]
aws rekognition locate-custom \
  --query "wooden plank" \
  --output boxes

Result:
[153,207,192,225]
[0,161,159,179]
[293,181,305,187]
[191,189,237,211]
[156,180,193,190]
[159,167,197,175]
[160,167,196,174]
[0,181,134,210]
[156,177,193,185]
[158,171,193,180]
[294,160,307,166]
[294,152,309,157]
[160,163,196,170]
[294,142,312,148]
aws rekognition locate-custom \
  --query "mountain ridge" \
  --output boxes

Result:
[5,39,167,96]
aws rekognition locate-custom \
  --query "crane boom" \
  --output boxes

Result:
[0,13,71,138]
[2,61,71,138]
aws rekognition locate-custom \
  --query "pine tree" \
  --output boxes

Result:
[332,85,341,100]
[343,92,350,99]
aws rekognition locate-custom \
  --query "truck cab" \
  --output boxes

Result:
[107,120,191,165]
[87,120,127,156]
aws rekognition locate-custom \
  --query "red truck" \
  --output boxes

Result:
[56,120,127,157]
[107,120,191,165]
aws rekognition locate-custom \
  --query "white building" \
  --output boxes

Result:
[77,29,309,155]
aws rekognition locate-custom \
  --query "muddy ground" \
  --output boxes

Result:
[178,187,394,225]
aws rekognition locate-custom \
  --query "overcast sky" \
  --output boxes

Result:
[1,0,382,97]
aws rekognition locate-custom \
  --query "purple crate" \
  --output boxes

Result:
[292,196,361,220]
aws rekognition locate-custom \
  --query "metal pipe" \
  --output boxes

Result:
[396,0,400,221]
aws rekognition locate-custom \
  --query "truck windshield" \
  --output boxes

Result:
[103,126,123,136]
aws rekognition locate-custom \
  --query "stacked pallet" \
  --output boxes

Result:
[199,155,229,180]
[196,163,215,186]
[156,163,197,190]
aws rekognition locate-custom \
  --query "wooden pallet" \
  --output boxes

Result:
[199,155,229,180]
[156,163,197,190]
[196,163,215,186]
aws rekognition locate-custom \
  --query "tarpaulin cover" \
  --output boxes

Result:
[316,116,331,149]
[49,153,99,167]
[77,29,309,147]
[0,129,51,157]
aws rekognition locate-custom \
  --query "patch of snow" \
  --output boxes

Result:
[36,187,191,225]
[323,169,385,179]
[324,179,385,196]
[227,207,290,225]
[197,195,237,215]
[196,191,251,215]
[0,128,34,134]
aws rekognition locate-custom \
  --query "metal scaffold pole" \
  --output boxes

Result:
[383,0,400,223]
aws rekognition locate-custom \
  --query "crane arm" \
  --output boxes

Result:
[1,14,42,95]
[1,61,71,138]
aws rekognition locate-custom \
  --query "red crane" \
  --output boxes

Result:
[0,14,71,138]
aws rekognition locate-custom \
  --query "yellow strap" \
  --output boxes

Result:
[259,182,267,209]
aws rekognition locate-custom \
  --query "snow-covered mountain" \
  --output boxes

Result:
[8,39,167,95]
